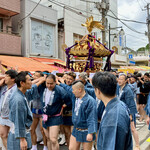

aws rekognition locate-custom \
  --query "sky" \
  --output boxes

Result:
[118,0,148,51]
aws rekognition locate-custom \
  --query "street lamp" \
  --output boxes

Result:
[113,35,118,42]
[119,29,125,36]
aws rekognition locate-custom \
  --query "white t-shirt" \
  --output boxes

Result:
[45,89,52,106]
[75,98,81,112]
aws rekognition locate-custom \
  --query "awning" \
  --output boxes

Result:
[120,66,150,71]
[0,55,59,72]
[54,61,66,67]
[118,66,150,74]
[30,57,69,72]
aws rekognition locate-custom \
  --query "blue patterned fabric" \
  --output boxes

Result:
[97,97,133,150]
[72,127,96,143]
[116,84,137,116]
[7,85,39,150]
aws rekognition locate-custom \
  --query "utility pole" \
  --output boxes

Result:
[109,24,110,49]
[146,3,150,66]
[125,35,127,54]
[101,0,106,44]
[95,0,109,44]
[63,6,66,61]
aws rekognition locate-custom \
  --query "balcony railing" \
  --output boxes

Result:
[0,29,19,36]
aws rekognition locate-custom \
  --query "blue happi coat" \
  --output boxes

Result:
[31,84,46,114]
[116,84,137,116]
[42,85,71,116]
[58,83,73,125]
[85,81,93,89]
[72,93,97,133]
[60,84,105,122]
[7,85,39,150]
[60,83,96,98]
[59,83,97,134]
[97,97,133,150]
[128,82,137,99]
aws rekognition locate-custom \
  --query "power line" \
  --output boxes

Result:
[48,0,146,34]
[108,9,146,24]
[48,0,99,18]
[49,0,146,25]
[141,0,147,5]
[126,33,148,43]
[19,0,42,23]
[80,0,95,4]
[109,10,145,34]
[109,6,145,22]
[137,0,144,11]
[109,9,133,20]
[48,0,88,18]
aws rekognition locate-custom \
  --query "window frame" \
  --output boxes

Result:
[0,18,3,32]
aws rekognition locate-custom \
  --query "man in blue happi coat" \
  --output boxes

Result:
[0,69,17,149]
[42,74,72,150]
[7,71,45,150]
[57,71,76,147]
[78,72,93,89]
[117,73,140,150]
[92,72,133,150]
[68,80,97,150]
[30,71,47,150]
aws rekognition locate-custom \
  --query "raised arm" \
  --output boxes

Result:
[32,76,46,86]
[0,61,5,74]
[0,78,5,87]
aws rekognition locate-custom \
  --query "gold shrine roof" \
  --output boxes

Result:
[69,35,111,57]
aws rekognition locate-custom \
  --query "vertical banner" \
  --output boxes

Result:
[119,35,122,46]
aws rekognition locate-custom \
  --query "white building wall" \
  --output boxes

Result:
[43,1,99,58]
[64,9,87,46]
[35,0,118,46]
[31,0,127,66]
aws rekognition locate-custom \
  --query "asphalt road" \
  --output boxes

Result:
[38,144,68,150]
[0,119,150,150]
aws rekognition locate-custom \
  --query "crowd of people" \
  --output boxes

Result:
[0,63,150,150]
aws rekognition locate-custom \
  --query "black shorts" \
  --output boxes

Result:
[139,94,148,104]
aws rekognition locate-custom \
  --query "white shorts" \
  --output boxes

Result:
[0,116,13,127]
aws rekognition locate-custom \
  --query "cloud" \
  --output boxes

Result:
[118,0,148,51]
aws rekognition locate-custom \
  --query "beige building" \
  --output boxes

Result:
[0,0,21,56]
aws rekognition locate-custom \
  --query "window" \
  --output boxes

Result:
[73,33,83,42]
[0,18,3,32]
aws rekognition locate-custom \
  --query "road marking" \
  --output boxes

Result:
[146,138,150,142]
